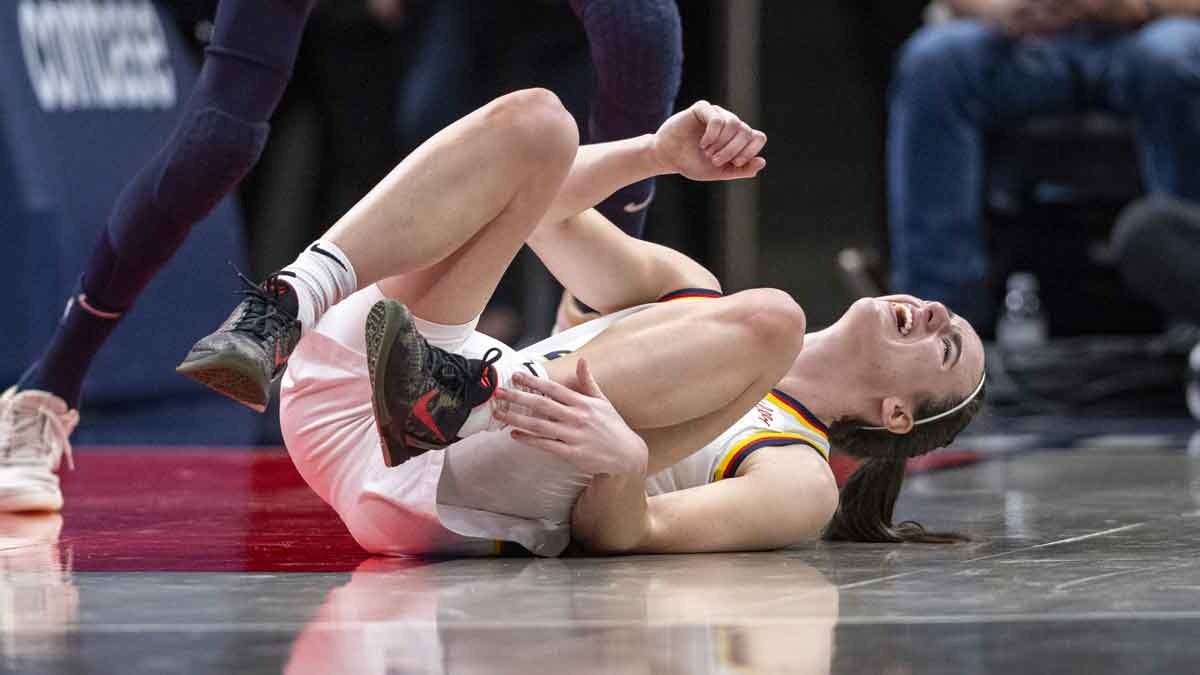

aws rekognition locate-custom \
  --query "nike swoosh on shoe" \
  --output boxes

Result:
[411,388,448,443]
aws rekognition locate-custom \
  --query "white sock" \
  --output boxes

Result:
[279,240,357,333]
[459,356,547,436]
[412,315,479,353]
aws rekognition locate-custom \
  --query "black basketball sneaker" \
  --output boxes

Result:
[176,271,302,412]
[365,299,501,467]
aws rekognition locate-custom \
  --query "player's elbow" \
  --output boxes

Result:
[570,498,650,555]
[573,525,644,555]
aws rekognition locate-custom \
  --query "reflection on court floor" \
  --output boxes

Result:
[2,441,1199,674]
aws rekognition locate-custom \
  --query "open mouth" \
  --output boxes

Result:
[893,303,914,336]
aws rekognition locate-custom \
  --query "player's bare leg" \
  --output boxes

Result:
[350,91,579,466]
[179,89,579,411]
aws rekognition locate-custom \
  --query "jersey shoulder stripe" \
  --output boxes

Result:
[766,389,829,439]
[712,431,829,482]
[657,287,723,303]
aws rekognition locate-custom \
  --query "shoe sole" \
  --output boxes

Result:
[365,300,426,467]
[176,353,269,413]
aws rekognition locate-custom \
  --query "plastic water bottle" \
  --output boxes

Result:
[996,272,1048,349]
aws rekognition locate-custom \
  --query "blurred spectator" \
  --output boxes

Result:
[1111,195,1200,419]
[888,0,1200,328]
[1113,196,1200,326]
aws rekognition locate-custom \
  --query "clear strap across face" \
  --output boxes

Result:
[859,373,986,431]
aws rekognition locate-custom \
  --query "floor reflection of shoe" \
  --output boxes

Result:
[0,512,63,548]
[0,512,78,660]
[365,300,501,467]
[0,388,78,513]
[176,272,301,412]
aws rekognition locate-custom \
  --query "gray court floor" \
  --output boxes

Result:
[5,442,1200,674]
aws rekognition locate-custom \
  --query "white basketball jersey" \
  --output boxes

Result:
[645,389,831,495]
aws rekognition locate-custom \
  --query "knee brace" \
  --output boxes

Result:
[84,107,268,309]
[154,106,270,225]
[572,0,683,136]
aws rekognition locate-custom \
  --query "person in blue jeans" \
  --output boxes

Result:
[888,0,1200,328]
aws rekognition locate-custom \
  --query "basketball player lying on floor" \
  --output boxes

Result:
[179,89,987,556]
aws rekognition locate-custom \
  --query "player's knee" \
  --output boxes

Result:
[733,288,807,356]
[892,22,996,103]
[489,88,579,161]
[1124,18,1200,107]
[575,0,683,103]
[153,106,270,221]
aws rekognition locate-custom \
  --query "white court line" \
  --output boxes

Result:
[963,522,1147,564]
[1051,559,1199,592]
[836,523,1147,590]
[10,611,1200,634]
[838,570,927,590]
[1053,568,1151,592]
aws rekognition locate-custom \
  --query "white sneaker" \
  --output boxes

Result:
[0,387,79,512]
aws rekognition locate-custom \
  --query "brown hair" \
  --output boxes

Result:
[822,382,987,543]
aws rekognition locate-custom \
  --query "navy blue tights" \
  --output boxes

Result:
[571,0,682,237]
[20,0,316,408]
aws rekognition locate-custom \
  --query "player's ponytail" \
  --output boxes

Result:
[822,383,986,543]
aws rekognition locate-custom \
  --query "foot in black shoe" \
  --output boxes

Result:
[365,299,501,467]
[176,271,302,412]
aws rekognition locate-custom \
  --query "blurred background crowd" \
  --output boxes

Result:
[3,0,1199,444]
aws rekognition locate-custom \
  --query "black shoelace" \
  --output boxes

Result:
[429,347,504,403]
[232,271,296,340]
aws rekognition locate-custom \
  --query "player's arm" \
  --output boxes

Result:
[527,101,764,311]
[537,100,767,228]
[494,357,837,555]
[572,446,839,554]
[527,208,719,313]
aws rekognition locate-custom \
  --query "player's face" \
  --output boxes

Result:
[839,295,985,409]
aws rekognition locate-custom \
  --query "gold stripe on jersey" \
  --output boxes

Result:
[764,391,829,442]
[712,431,830,482]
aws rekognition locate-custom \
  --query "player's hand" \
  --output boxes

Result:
[493,358,649,476]
[1074,0,1152,24]
[986,0,1086,35]
[651,101,767,182]
[367,0,405,25]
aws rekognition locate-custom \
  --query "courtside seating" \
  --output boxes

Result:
[0,0,259,444]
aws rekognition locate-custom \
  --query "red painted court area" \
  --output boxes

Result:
[58,448,370,573]
[49,447,988,574]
